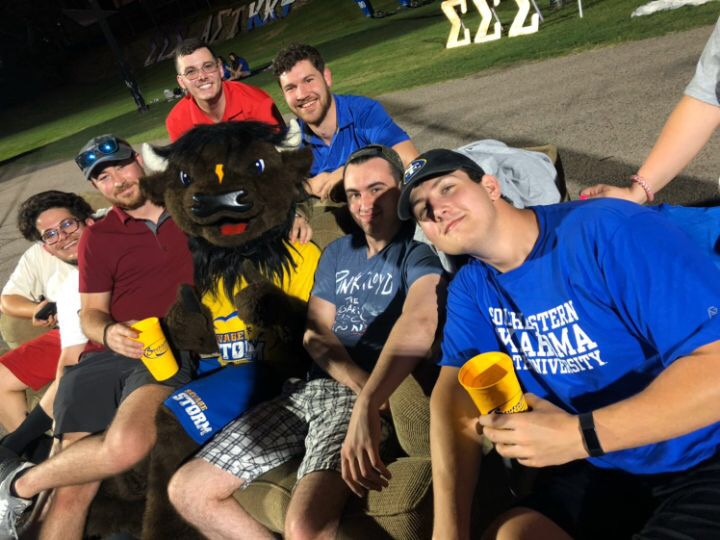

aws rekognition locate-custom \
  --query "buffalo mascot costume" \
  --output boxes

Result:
[84,121,320,539]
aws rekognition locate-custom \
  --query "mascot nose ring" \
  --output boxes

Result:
[191,190,253,218]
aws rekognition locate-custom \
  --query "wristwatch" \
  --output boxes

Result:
[579,411,605,457]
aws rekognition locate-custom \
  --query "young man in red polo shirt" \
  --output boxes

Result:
[166,38,311,244]
[165,38,284,142]
[0,135,194,540]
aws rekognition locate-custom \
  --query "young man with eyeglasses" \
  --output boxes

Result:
[168,145,444,539]
[166,38,313,245]
[0,192,94,454]
[397,149,720,539]
[165,38,284,142]
[0,135,195,540]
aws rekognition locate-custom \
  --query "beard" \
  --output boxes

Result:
[294,91,332,126]
[112,183,146,210]
[117,196,145,211]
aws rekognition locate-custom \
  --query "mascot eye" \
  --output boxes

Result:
[179,170,192,187]
[254,159,265,175]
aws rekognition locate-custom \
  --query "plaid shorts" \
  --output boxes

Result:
[198,378,392,485]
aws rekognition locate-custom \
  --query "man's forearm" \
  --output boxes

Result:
[357,310,437,410]
[80,308,114,345]
[358,275,443,409]
[0,294,39,319]
[304,327,369,393]
[430,368,484,540]
[392,140,420,168]
[593,341,720,453]
[306,168,344,199]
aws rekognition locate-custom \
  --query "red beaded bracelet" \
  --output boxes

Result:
[630,174,654,203]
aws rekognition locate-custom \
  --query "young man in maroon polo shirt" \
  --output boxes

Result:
[166,38,284,142]
[0,135,194,540]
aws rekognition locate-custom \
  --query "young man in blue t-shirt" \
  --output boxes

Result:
[272,43,419,200]
[168,145,444,539]
[397,149,720,539]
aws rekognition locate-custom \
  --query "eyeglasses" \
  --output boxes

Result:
[41,218,81,245]
[180,61,219,80]
[75,136,120,171]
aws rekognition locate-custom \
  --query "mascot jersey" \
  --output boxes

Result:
[198,241,320,373]
[166,241,319,444]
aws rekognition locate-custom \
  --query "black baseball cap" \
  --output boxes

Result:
[397,149,485,220]
[75,135,135,180]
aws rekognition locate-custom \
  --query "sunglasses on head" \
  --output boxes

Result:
[75,136,121,171]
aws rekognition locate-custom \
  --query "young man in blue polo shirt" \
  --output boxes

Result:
[272,43,419,200]
[397,149,720,539]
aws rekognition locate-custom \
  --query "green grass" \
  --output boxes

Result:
[1,0,718,165]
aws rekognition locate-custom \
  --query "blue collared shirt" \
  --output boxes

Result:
[299,94,410,176]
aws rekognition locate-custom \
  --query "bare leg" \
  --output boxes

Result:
[284,471,350,540]
[37,379,58,418]
[168,458,274,540]
[0,364,30,431]
[483,507,573,540]
[37,432,96,540]
[14,384,171,499]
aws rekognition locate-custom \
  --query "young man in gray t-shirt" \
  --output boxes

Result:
[168,145,445,539]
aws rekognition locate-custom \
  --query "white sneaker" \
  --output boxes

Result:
[0,460,34,540]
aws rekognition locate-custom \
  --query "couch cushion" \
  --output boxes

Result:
[349,456,431,516]
[389,373,430,458]
[81,191,111,212]
[308,201,356,249]
[234,456,433,536]
[0,313,49,350]
[340,456,432,539]
[233,458,300,533]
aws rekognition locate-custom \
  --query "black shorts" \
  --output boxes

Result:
[53,349,194,437]
[519,452,720,539]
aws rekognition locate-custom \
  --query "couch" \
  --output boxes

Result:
[3,143,563,537]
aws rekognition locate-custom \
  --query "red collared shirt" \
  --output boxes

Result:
[165,80,285,141]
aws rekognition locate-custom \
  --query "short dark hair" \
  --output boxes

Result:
[174,38,217,73]
[272,43,325,78]
[17,191,93,242]
[461,166,484,183]
[345,145,404,185]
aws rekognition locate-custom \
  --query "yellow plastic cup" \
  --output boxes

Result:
[131,317,179,381]
[458,352,528,414]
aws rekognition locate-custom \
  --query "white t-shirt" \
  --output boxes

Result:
[55,268,86,348]
[685,17,720,107]
[2,243,73,302]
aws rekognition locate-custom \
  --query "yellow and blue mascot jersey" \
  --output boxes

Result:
[200,240,320,369]
[167,240,321,444]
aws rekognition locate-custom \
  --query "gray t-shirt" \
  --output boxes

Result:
[685,17,720,106]
[310,225,444,377]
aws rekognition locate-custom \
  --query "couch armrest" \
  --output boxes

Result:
[0,313,49,350]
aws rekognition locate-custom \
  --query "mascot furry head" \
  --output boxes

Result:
[141,121,312,301]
